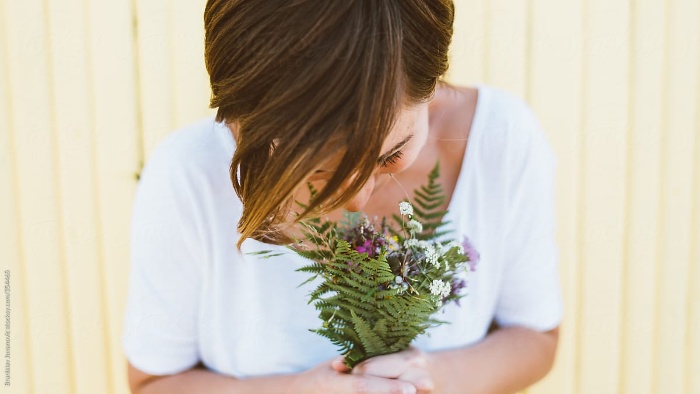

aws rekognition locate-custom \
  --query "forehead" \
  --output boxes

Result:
[381,103,422,149]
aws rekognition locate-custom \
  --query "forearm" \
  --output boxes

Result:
[136,365,302,394]
[428,326,558,394]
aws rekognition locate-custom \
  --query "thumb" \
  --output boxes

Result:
[331,356,351,373]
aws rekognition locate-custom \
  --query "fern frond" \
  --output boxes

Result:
[286,159,474,369]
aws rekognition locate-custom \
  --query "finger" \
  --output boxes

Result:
[352,353,411,378]
[352,359,402,379]
[354,361,433,393]
[396,370,434,393]
[337,374,417,394]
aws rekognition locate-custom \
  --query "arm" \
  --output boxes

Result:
[344,323,559,394]
[128,361,301,394]
[128,358,419,394]
[428,325,559,394]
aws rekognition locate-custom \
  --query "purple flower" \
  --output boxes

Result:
[461,236,480,272]
[355,239,373,255]
[449,279,468,306]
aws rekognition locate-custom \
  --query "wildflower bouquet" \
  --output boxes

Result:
[258,163,479,368]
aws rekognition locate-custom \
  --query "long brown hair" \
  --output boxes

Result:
[204,0,454,248]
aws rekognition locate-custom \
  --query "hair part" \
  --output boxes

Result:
[204,0,454,249]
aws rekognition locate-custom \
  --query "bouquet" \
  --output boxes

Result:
[256,163,479,368]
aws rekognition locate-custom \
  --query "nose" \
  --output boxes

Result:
[343,174,376,212]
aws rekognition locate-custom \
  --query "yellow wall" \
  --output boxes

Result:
[0,0,698,393]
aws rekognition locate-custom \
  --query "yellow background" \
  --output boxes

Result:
[1,0,699,393]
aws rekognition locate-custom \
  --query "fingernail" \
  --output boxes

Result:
[402,385,416,394]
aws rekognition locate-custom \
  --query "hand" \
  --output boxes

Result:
[296,355,418,394]
[331,347,435,394]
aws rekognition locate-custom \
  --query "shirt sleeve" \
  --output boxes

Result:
[493,106,564,332]
[121,140,205,375]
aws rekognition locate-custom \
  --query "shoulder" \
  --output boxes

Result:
[132,116,240,258]
[474,84,555,169]
[477,85,544,143]
[135,115,239,226]
[140,115,233,182]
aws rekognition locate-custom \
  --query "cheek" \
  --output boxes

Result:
[391,149,421,173]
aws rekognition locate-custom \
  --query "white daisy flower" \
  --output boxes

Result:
[429,279,451,298]
[424,245,439,267]
[403,238,419,248]
[399,201,413,216]
[441,282,451,297]
[407,219,423,234]
[429,279,443,296]
[416,240,431,250]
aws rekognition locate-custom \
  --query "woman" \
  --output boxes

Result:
[122,1,563,393]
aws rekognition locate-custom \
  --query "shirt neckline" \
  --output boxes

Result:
[442,83,487,229]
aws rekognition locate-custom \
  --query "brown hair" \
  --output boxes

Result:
[204,0,454,248]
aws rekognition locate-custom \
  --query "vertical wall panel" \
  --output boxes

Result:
[621,1,665,393]
[171,0,213,126]
[577,0,629,392]
[3,0,74,391]
[653,0,700,393]
[448,0,486,85]
[0,1,32,391]
[44,0,112,392]
[526,0,583,393]
[134,0,174,158]
[85,0,142,393]
[688,19,700,389]
[483,0,528,98]
[688,68,700,394]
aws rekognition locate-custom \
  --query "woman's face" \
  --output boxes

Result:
[306,102,430,212]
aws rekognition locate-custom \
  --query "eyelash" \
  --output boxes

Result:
[380,150,404,167]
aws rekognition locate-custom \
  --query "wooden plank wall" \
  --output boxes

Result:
[0,0,698,393]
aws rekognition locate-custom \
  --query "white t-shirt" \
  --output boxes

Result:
[121,83,564,378]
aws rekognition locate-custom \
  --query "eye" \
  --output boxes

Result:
[307,170,332,182]
[380,150,404,167]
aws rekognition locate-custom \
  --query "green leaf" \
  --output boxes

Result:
[297,274,319,288]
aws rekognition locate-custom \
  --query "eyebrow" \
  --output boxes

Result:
[315,133,414,173]
[376,133,414,164]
